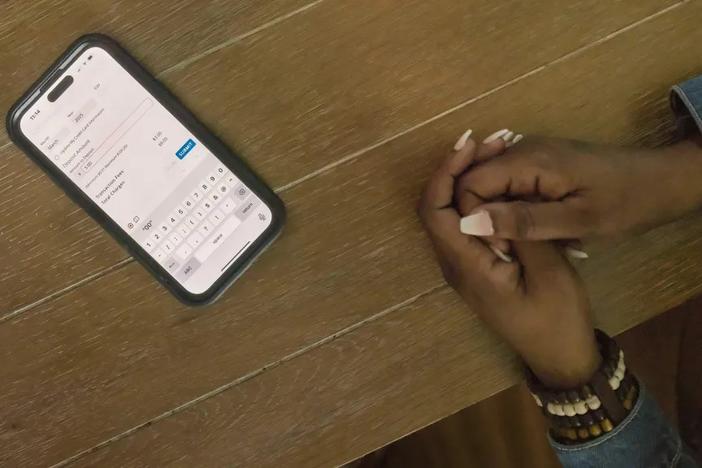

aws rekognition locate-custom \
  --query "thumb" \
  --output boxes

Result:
[511,240,574,293]
[460,200,589,240]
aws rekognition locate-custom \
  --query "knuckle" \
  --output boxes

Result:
[512,202,536,238]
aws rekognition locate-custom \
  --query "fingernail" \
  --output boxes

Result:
[490,245,513,263]
[565,246,589,259]
[460,211,494,236]
[483,129,509,144]
[506,134,524,148]
[453,129,473,151]
[503,130,515,142]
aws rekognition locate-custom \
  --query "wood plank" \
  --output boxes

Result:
[2,3,701,465]
[75,234,702,468]
[0,0,315,128]
[71,288,516,468]
[0,0,679,313]
[379,308,689,468]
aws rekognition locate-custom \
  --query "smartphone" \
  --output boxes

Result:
[7,34,285,305]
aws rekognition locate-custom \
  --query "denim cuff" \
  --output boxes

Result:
[549,384,689,467]
[671,75,702,136]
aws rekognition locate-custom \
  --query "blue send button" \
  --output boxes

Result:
[176,139,196,159]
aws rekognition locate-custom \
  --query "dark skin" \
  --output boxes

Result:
[455,137,702,241]
[419,133,702,388]
[417,137,600,389]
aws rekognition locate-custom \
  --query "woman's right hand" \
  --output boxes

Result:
[456,136,702,241]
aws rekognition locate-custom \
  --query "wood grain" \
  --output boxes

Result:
[2,3,702,465]
[0,0,314,132]
[372,305,691,468]
[75,242,702,468]
[0,0,680,313]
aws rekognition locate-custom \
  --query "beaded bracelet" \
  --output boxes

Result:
[526,329,639,444]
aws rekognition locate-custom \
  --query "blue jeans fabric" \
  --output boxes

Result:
[551,385,698,467]
[672,75,702,135]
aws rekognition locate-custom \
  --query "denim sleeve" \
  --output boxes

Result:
[671,76,702,135]
[550,385,699,468]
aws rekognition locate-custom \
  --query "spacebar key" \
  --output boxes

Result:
[194,216,242,262]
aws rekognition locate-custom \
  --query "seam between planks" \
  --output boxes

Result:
[0,0,327,148]
[157,0,328,77]
[1,0,690,321]
[50,283,446,468]
[0,258,133,323]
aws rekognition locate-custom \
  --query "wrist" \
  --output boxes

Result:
[656,139,702,213]
[525,339,602,389]
[526,330,640,445]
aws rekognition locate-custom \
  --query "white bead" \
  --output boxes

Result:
[564,404,576,417]
[614,368,625,381]
[609,376,621,390]
[547,402,557,414]
[586,396,601,410]
[574,401,588,415]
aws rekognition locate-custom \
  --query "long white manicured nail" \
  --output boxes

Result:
[503,131,515,142]
[483,129,509,143]
[490,245,513,263]
[506,134,524,148]
[565,246,589,259]
[460,211,494,236]
[454,129,473,151]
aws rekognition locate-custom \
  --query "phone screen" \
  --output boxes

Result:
[19,46,273,295]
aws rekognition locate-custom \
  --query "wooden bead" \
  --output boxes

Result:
[593,409,606,422]
[577,428,590,440]
[564,428,578,441]
[601,418,614,433]
[588,424,602,437]
[555,428,573,442]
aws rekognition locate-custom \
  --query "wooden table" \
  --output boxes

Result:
[2,1,702,466]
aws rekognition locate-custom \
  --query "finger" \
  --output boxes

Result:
[474,138,507,162]
[418,130,518,279]
[460,199,592,240]
[474,128,525,162]
[420,136,477,212]
[456,188,484,217]
[456,152,571,202]
[511,240,573,292]
[419,135,486,248]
